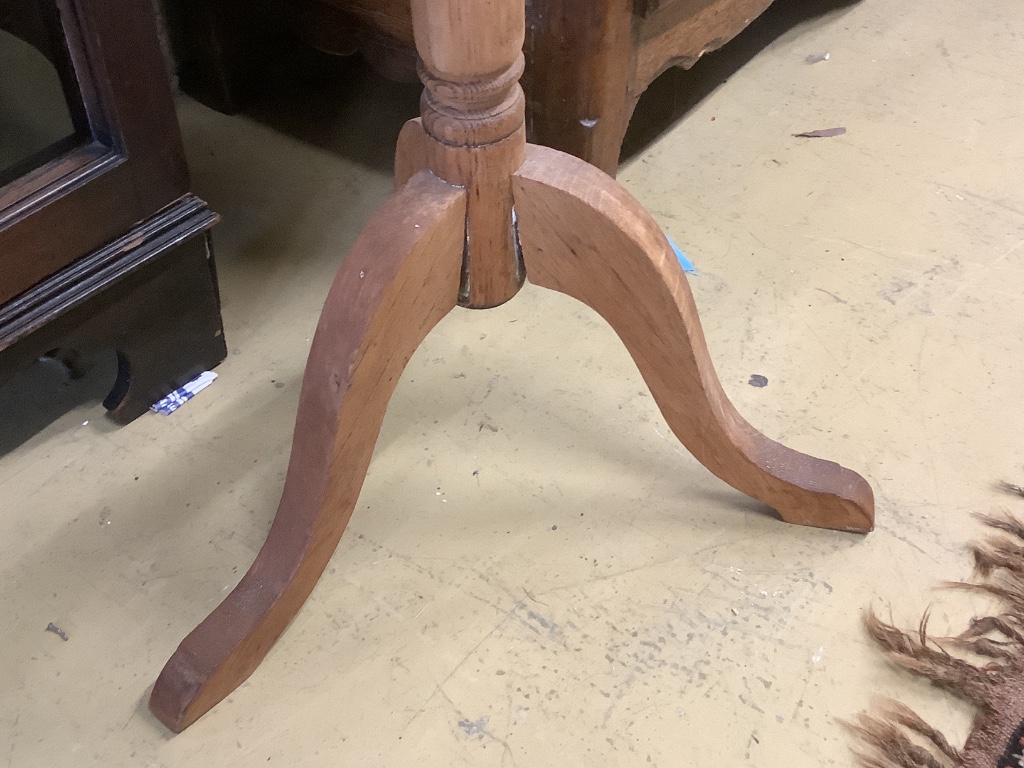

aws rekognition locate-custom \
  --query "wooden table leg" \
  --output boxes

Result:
[149,172,466,732]
[522,0,633,177]
[513,146,873,532]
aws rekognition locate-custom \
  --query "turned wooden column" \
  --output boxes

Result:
[411,0,526,308]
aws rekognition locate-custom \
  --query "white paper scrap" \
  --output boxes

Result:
[150,371,218,415]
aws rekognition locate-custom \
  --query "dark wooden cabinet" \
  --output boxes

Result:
[168,0,777,176]
[0,0,226,424]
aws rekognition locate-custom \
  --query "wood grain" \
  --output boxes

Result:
[149,171,467,732]
[410,0,523,80]
[412,0,528,308]
[523,0,634,176]
[633,0,775,88]
[513,145,873,533]
[394,117,429,190]
[424,124,525,307]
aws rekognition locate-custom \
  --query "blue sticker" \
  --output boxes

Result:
[666,234,697,273]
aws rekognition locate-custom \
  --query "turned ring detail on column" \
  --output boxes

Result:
[419,54,526,147]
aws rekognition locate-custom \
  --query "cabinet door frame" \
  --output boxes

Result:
[0,0,190,305]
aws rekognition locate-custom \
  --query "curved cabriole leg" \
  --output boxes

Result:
[149,172,467,732]
[512,145,873,533]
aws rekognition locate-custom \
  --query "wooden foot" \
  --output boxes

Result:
[513,145,873,533]
[149,172,467,732]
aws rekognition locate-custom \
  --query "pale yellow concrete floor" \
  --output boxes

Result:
[3,0,1024,765]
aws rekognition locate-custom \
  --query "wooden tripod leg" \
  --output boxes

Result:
[149,172,467,732]
[513,145,873,533]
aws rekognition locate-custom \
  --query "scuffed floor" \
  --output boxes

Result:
[3,0,1024,765]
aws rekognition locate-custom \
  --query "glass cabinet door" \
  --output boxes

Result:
[0,0,190,305]
[0,0,90,186]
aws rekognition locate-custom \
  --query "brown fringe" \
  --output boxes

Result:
[998,481,1024,499]
[968,530,1024,578]
[850,511,1024,767]
[863,611,997,704]
[844,707,957,767]
[881,700,962,762]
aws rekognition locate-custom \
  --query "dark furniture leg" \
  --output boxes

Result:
[524,0,633,176]
[0,195,227,424]
[166,0,280,114]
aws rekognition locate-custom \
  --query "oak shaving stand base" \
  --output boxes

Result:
[149,145,873,733]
